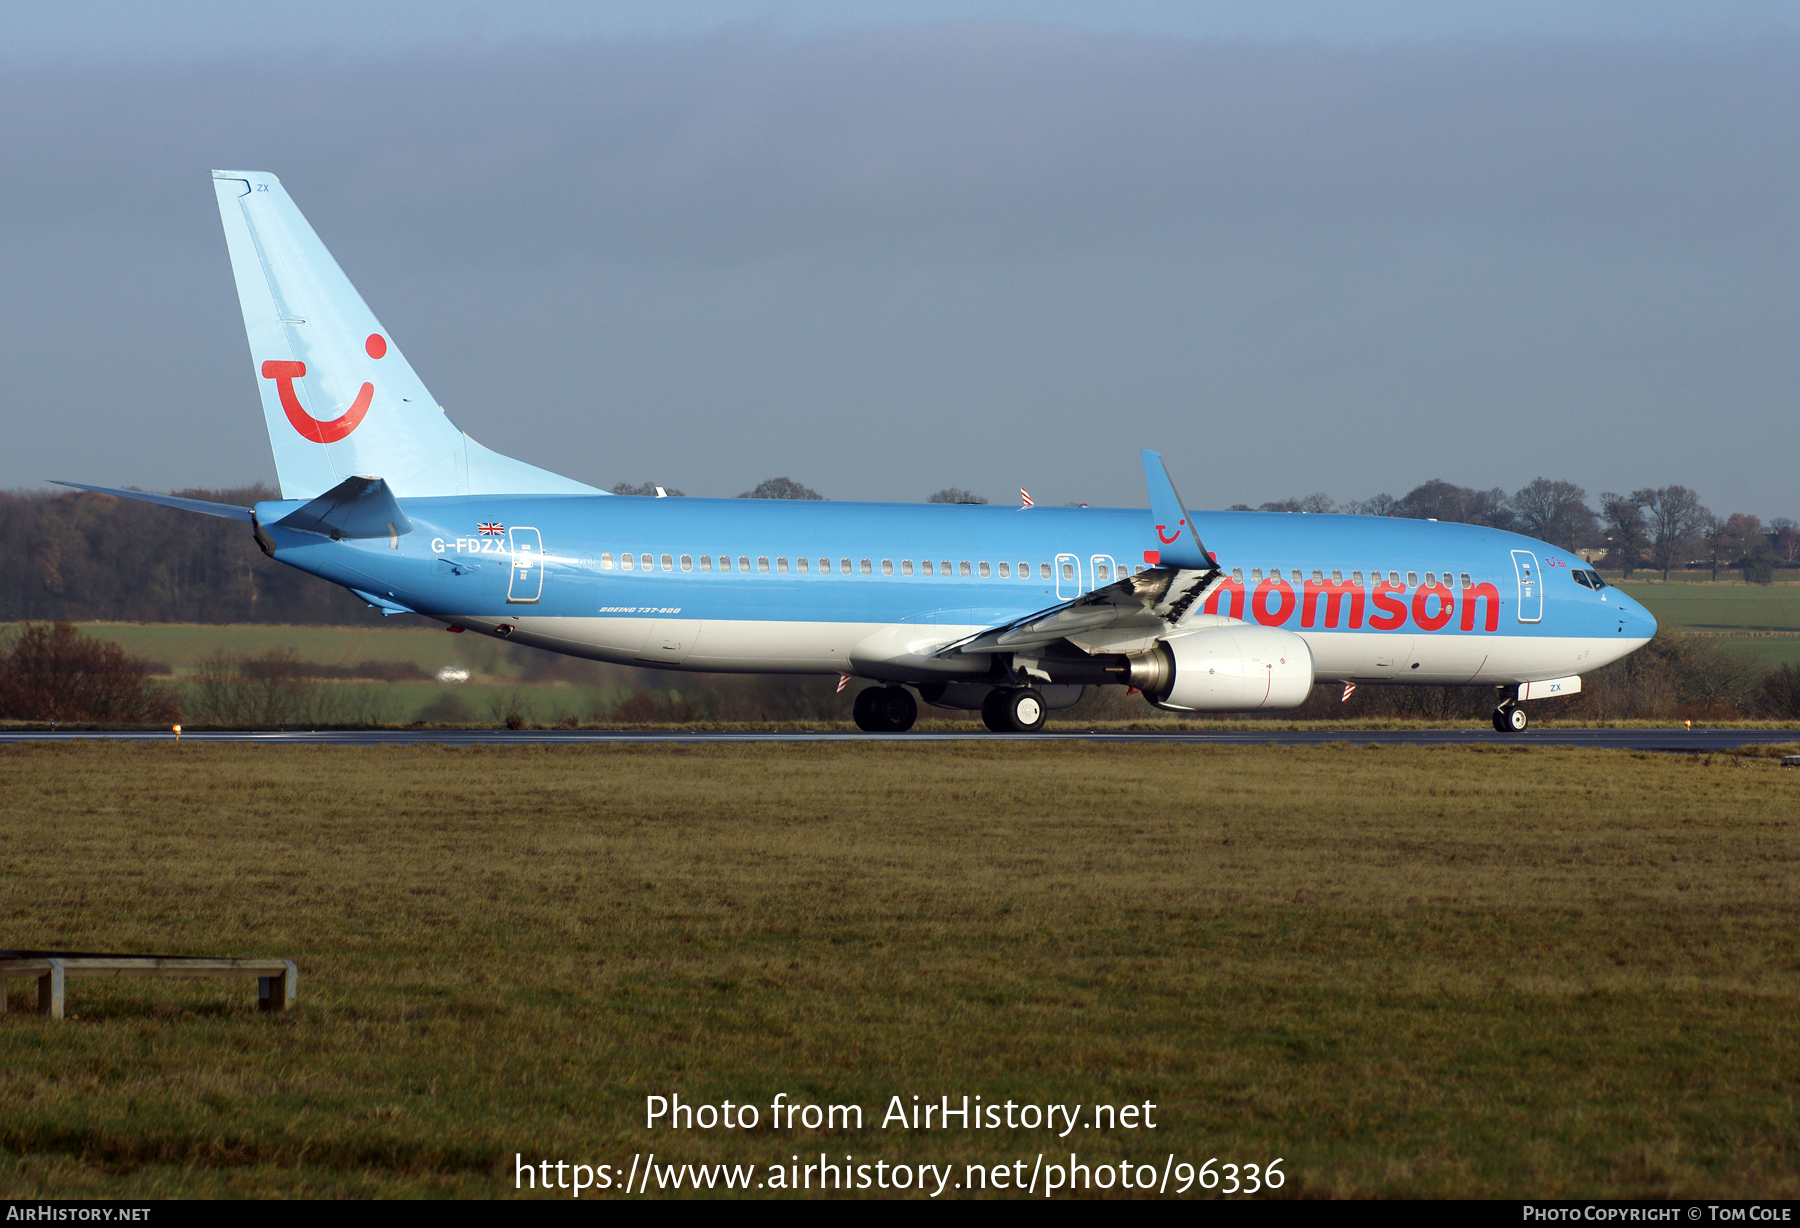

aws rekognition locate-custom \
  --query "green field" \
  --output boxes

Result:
[2,741,1797,1198]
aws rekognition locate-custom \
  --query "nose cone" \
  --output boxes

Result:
[1617,590,1657,641]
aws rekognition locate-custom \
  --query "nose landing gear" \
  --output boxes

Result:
[853,685,918,733]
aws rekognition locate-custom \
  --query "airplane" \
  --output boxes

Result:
[60,170,1658,735]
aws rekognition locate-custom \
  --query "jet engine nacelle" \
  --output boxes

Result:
[1124,625,1315,712]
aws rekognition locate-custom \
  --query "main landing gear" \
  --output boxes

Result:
[853,685,918,733]
[1493,699,1529,733]
[981,687,1046,734]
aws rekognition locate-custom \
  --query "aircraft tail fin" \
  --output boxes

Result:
[211,171,601,501]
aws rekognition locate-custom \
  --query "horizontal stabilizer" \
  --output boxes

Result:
[272,476,412,540]
[1142,450,1215,572]
[52,482,254,522]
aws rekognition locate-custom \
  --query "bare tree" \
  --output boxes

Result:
[1634,485,1712,580]
[1345,493,1400,517]
[1396,480,1514,529]
[927,488,988,504]
[611,481,686,497]
[1511,478,1598,551]
[1771,518,1800,565]
[1600,492,1649,578]
[0,622,179,723]
[1258,494,1336,513]
[739,478,824,500]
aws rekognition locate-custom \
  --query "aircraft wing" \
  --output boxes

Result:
[941,450,1224,660]
[940,566,1220,657]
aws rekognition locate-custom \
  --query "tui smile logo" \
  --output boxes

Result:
[261,333,386,443]
[1156,519,1186,544]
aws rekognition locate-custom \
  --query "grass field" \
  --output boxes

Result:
[2,741,1797,1198]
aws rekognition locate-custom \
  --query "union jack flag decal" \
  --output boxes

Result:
[477,522,504,535]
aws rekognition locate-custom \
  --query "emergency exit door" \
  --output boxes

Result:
[507,527,544,603]
[1511,550,1541,623]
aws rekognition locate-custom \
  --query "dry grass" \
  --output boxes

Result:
[1,742,1797,1198]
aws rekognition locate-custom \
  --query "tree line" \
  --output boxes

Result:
[1231,478,1798,584]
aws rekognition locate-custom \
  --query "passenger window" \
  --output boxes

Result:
[1461,572,1472,588]
[621,553,634,571]
[661,554,673,571]
[945,561,955,576]
[1020,562,1030,577]
[1351,570,1361,585]
[1134,564,1145,575]
[921,560,933,575]
[861,559,873,575]
[642,554,654,570]
[842,558,853,574]
[1312,570,1323,582]
[699,555,712,572]
[902,560,914,576]
[1061,562,1074,580]
[797,556,809,573]
[739,556,751,572]
[978,562,990,578]
[1094,563,1108,581]
[1231,567,1242,582]
[600,552,615,569]
[1388,571,1400,586]
[960,561,972,577]
[680,555,692,572]
[1291,569,1302,583]
[1039,562,1050,579]
[1251,569,1263,582]
[777,557,789,573]
[1406,571,1418,587]
[720,555,733,572]
[999,562,1011,578]
[882,559,894,576]
[758,557,770,573]
[819,558,831,573]
[1330,569,1341,583]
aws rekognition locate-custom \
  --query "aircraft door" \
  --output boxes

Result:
[1056,553,1081,600]
[1511,550,1542,623]
[507,527,544,604]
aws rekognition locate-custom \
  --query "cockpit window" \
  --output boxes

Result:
[1571,569,1608,591]
[1587,569,1607,589]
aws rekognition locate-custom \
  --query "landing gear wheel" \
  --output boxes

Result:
[981,688,1011,733]
[1004,688,1047,733]
[853,685,917,732]
[1493,703,1529,733]
[875,685,917,733]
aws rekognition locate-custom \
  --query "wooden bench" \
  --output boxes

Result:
[0,952,298,1020]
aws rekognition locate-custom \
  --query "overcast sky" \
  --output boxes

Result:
[4,4,1796,516]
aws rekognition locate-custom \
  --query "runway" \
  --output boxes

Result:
[2,728,1796,751]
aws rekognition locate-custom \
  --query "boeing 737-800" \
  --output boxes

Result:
[61,171,1657,733]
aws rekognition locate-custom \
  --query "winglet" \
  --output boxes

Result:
[1141,450,1215,572]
